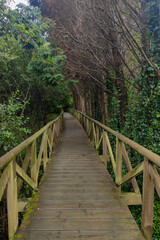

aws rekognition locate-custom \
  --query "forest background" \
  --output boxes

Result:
[0,0,160,239]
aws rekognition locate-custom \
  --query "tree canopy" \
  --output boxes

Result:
[31,0,160,151]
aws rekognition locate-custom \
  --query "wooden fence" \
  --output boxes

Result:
[70,109,160,240]
[0,110,63,238]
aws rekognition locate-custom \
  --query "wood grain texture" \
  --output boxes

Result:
[15,113,144,240]
[142,158,154,240]
[7,159,18,238]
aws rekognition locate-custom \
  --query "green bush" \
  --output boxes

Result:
[0,90,31,153]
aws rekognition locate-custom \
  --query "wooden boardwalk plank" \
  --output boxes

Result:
[15,113,144,240]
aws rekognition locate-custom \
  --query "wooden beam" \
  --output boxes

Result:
[148,164,160,197]
[16,163,37,190]
[47,135,52,156]
[37,133,45,171]
[43,131,48,171]
[96,132,103,150]
[18,199,29,212]
[104,132,116,173]
[122,143,140,194]
[31,140,37,186]
[142,158,154,240]
[121,193,142,205]
[92,122,96,144]
[102,131,108,166]
[116,138,123,188]
[95,125,100,149]
[7,159,18,238]
[50,124,55,148]
[17,146,31,195]
[117,162,144,186]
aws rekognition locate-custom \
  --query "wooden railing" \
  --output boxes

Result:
[0,110,63,239]
[70,109,160,240]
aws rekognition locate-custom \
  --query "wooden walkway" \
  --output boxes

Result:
[16,113,144,240]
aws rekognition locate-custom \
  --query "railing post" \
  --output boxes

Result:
[82,115,84,127]
[51,124,55,149]
[43,131,48,171]
[86,118,89,135]
[96,125,100,150]
[142,158,154,240]
[57,119,60,137]
[7,159,18,238]
[103,130,108,166]
[47,127,52,157]
[116,138,123,193]
[31,140,37,186]
[84,116,86,130]
[61,112,63,131]
[88,119,91,137]
[59,117,61,135]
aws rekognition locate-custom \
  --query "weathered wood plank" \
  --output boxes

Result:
[21,218,140,230]
[16,230,144,240]
[28,208,133,218]
[121,193,142,205]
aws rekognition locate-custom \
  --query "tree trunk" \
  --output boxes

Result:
[89,88,93,118]
[110,29,127,125]
[97,88,108,124]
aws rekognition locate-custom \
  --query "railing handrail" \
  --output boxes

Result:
[74,109,160,167]
[0,110,63,169]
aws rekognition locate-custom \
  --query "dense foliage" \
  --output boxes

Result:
[0,0,71,152]
[0,90,30,153]
[104,1,160,238]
